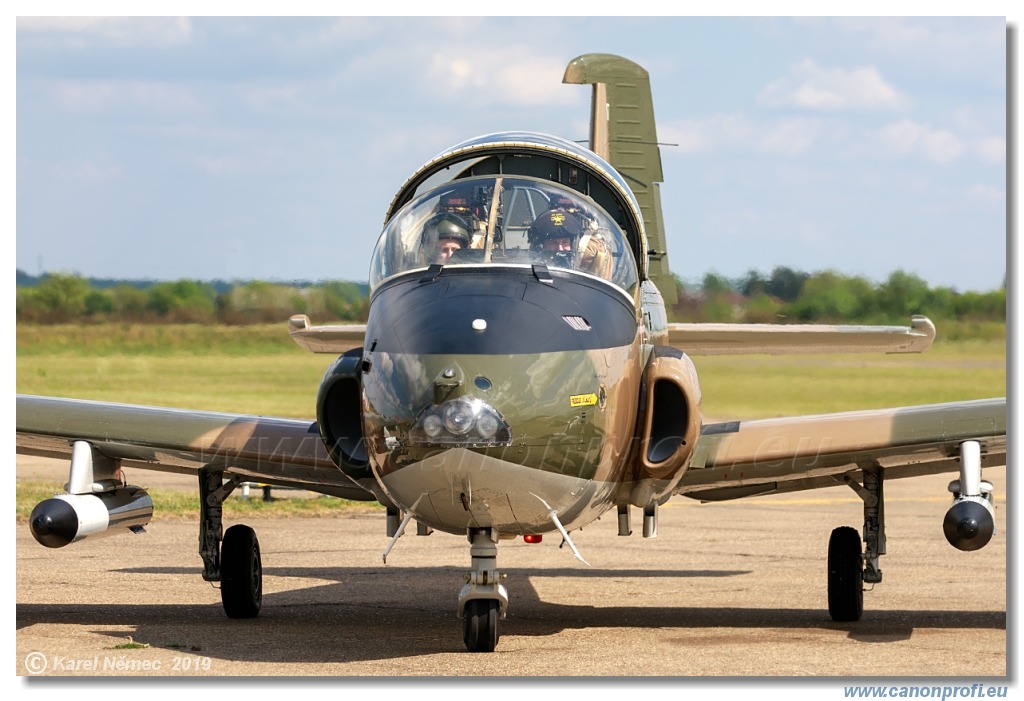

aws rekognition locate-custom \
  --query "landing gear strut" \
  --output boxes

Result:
[198,467,263,619]
[830,465,886,622]
[458,528,508,652]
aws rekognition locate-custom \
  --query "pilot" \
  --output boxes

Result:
[423,212,472,264]
[437,189,485,244]
[528,208,612,278]
[438,186,508,250]
[528,208,583,253]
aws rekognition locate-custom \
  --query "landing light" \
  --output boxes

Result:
[409,397,512,447]
[476,412,500,439]
[422,414,443,438]
[443,399,475,435]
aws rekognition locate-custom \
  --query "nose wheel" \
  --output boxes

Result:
[458,528,508,652]
[463,598,500,652]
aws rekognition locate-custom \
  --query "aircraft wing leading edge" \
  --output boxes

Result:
[679,397,1006,501]
[287,314,365,354]
[666,315,936,355]
[16,394,375,501]
[286,315,936,355]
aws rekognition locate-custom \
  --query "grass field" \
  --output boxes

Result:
[16,322,1007,420]
[15,480,380,522]
[15,322,1006,519]
[693,339,1006,419]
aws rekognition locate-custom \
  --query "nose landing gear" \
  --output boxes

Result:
[458,528,508,652]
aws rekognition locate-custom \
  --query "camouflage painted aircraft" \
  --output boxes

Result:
[17,54,1006,653]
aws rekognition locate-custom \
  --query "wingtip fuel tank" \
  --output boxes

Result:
[943,497,995,551]
[30,488,153,548]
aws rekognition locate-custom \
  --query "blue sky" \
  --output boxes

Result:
[14,14,1010,292]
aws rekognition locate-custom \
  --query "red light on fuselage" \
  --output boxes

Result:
[524,534,542,543]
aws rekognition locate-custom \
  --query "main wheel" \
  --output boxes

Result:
[827,526,864,622]
[462,599,500,652]
[221,524,262,619]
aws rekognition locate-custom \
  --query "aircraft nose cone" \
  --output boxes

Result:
[30,498,79,548]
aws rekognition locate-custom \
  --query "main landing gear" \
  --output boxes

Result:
[829,465,885,622]
[827,441,995,622]
[458,528,508,652]
[199,467,263,619]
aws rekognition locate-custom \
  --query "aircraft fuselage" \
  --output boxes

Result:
[362,266,645,535]
[315,132,701,539]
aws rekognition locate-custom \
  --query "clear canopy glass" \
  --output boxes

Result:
[369,176,638,296]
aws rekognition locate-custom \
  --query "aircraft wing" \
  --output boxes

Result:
[286,314,936,356]
[16,394,376,501]
[287,314,365,353]
[676,397,1006,501]
[667,315,936,355]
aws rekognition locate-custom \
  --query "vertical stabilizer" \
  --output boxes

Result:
[563,53,676,304]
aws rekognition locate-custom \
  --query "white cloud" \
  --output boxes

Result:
[759,60,910,112]
[360,124,468,176]
[660,114,820,157]
[973,137,1006,164]
[966,184,1004,204]
[758,118,822,156]
[827,17,933,51]
[17,17,192,47]
[241,83,303,109]
[51,80,202,114]
[661,114,752,154]
[64,159,123,181]
[873,120,964,164]
[197,156,249,176]
[307,17,388,45]
[329,19,579,110]
[830,17,1003,64]
[425,48,576,107]
[952,105,1004,136]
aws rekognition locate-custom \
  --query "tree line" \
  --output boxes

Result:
[673,267,1004,325]
[16,267,1004,326]
[16,273,369,324]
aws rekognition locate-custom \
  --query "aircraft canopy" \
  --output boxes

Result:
[369,176,638,296]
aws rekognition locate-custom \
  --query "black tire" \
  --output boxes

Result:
[827,526,864,622]
[221,524,262,619]
[462,599,500,652]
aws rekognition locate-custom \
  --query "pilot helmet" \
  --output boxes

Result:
[425,212,471,250]
[528,208,583,249]
[550,193,595,227]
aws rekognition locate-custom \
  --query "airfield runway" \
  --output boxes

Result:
[16,456,1007,679]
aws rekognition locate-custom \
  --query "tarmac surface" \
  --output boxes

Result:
[16,456,1008,680]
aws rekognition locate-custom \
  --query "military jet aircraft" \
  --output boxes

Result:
[17,54,1006,653]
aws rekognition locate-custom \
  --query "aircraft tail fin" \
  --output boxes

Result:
[563,53,676,304]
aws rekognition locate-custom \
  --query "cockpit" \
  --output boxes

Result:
[369,176,639,296]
